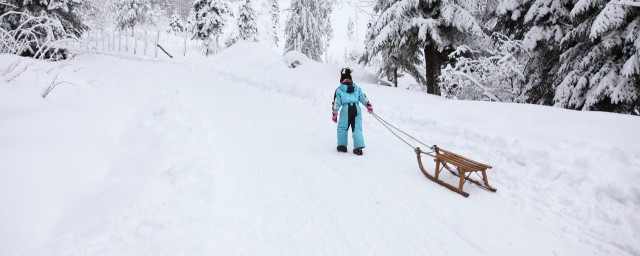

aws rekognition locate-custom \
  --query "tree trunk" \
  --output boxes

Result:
[394,67,398,88]
[424,43,442,95]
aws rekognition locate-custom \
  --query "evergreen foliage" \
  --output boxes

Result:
[284,0,333,62]
[188,0,229,55]
[169,13,184,33]
[237,0,258,42]
[347,17,354,40]
[113,0,152,31]
[0,0,89,37]
[361,0,485,94]
[440,33,529,102]
[0,0,89,59]
[554,1,640,113]
[270,0,279,46]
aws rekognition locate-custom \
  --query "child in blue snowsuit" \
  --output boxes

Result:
[332,68,373,155]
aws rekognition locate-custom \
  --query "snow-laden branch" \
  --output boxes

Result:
[609,1,640,7]
[439,33,529,102]
[0,10,84,60]
[446,70,501,102]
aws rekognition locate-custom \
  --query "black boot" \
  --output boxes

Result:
[337,145,347,152]
[353,147,363,155]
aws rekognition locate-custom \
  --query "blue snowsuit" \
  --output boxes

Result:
[333,82,370,148]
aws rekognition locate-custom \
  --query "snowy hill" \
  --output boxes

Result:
[1,43,640,255]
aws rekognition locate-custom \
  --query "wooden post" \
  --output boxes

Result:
[102,30,105,51]
[144,30,148,55]
[125,28,129,53]
[435,160,441,179]
[183,31,187,56]
[215,35,219,54]
[154,30,159,58]
[458,170,465,190]
[118,30,122,51]
[134,30,137,55]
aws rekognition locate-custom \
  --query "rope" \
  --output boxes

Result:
[369,112,434,151]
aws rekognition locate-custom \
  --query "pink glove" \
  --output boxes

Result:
[366,103,373,113]
[332,111,338,123]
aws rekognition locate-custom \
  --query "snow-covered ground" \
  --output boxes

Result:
[1,43,639,255]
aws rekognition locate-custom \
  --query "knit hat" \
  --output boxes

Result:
[340,68,352,82]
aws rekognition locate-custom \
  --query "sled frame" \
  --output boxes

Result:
[415,146,496,197]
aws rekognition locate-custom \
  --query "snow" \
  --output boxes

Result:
[1,42,640,255]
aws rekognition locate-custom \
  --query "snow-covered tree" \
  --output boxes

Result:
[284,0,333,62]
[188,0,229,55]
[440,33,529,102]
[269,0,279,46]
[0,0,89,37]
[483,0,573,105]
[554,1,640,113]
[237,0,258,42]
[0,0,89,59]
[168,12,184,33]
[361,0,485,94]
[360,11,424,88]
[113,0,152,32]
[347,17,354,40]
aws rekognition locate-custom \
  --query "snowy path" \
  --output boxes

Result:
[1,45,639,255]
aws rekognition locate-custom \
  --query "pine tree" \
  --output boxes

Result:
[270,0,279,46]
[284,0,333,62]
[360,8,423,88]
[169,13,184,33]
[484,0,574,105]
[188,0,229,55]
[0,0,89,37]
[237,0,258,42]
[0,0,89,59]
[554,1,640,113]
[347,17,354,40]
[361,0,485,94]
[113,0,152,33]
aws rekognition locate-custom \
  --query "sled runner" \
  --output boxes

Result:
[371,112,497,197]
[415,145,496,197]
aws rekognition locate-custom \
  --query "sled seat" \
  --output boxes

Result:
[415,146,496,197]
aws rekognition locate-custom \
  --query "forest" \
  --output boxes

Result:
[1,0,639,114]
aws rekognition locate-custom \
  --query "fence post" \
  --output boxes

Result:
[118,30,122,51]
[155,30,159,58]
[183,31,187,56]
[125,28,129,53]
[134,30,137,55]
[144,30,148,55]
[101,30,105,52]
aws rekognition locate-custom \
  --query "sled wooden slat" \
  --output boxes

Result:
[415,146,496,197]
[439,148,492,169]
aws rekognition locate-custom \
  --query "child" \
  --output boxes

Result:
[331,68,373,155]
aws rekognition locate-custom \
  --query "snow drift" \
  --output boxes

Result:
[1,42,639,255]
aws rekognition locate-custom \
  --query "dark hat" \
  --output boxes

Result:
[340,68,352,82]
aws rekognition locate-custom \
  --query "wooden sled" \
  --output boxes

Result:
[415,145,496,197]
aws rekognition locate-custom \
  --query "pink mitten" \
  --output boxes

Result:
[332,111,338,123]
[366,103,373,113]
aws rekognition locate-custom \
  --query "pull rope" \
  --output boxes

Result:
[370,112,434,151]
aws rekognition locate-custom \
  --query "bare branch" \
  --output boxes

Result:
[5,62,33,83]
